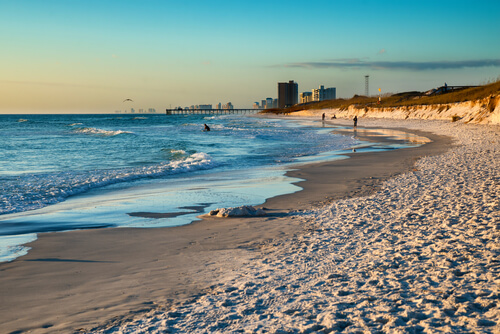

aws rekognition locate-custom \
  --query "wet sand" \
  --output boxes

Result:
[0,124,450,333]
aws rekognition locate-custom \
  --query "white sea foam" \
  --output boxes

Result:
[0,153,217,215]
[0,234,37,262]
[167,149,187,154]
[73,127,134,136]
[90,119,500,334]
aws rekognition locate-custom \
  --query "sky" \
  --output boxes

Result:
[1,0,499,113]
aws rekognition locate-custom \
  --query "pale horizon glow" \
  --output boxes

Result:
[1,0,499,114]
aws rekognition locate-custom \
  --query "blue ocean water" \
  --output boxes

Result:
[1,113,365,262]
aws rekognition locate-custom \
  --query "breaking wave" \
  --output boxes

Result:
[73,127,134,136]
[0,153,217,216]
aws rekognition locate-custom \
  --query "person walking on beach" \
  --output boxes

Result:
[204,124,210,131]
[322,113,325,121]
[353,116,358,128]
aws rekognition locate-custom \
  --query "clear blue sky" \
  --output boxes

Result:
[1,0,499,113]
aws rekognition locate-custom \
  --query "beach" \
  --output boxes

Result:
[1,118,499,333]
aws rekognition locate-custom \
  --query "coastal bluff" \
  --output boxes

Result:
[294,94,500,124]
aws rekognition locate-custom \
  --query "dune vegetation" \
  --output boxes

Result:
[263,80,500,114]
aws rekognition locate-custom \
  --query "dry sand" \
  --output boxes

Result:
[1,118,498,333]
[90,119,499,333]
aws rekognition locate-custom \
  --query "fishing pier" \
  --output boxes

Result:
[166,108,263,115]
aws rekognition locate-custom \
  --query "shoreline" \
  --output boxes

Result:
[0,121,451,333]
[264,124,447,211]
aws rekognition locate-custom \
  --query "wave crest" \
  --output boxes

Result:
[0,153,217,215]
[73,127,134,136]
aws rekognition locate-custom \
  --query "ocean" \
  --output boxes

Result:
[0,113,419,262]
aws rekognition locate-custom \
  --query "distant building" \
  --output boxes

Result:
[300,92,313,104]
[278,80,298,108]
[197,104,212,110]
[223,102,234,110]
[253,102,260,109]
[266,97,273,109]
[257,97,278,109]
[324,87,336,100]
[312,85,336,102]
[260,98,273,109]
[215,102,222,109]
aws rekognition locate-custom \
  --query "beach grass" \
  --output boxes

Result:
[263,79,500,114]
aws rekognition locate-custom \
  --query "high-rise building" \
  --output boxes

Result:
[312,85,336,102]
[278,80,298,108]
[300,92,313,104]
[266,97,273,108]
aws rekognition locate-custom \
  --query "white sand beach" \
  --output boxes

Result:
[1,117,498,334]
[88,118,500,333]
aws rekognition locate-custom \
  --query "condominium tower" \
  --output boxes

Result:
[312,85,336,101]
[278,80,298,108]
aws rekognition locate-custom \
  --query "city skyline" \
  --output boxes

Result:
[1,0,500,114]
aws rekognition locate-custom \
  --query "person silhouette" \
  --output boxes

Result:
[204,124,210,131]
